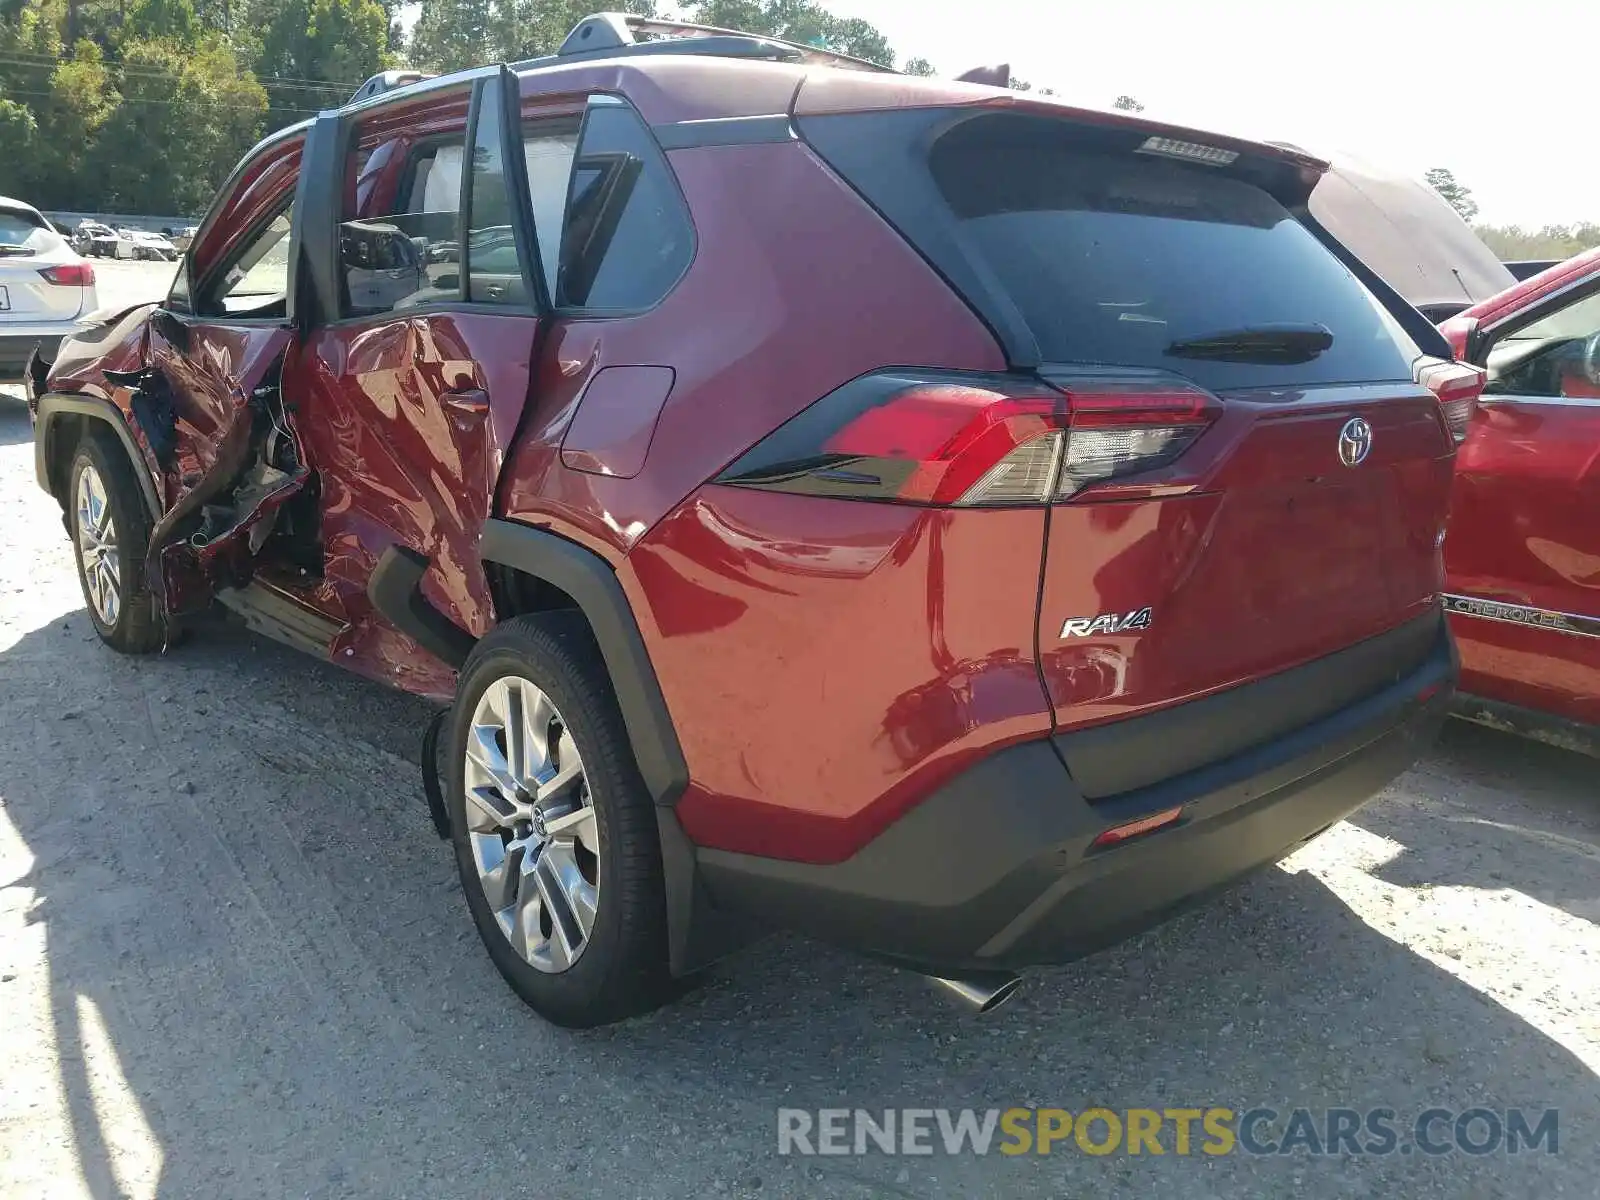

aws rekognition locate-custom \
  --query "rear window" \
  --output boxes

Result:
[929,121,1419,389]
[0,209,52,247]
[806,111,1422,390]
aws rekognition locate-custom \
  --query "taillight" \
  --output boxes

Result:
[1047,375,1218,498]
[715,369,1219,507]
[38,262,95,286]
[1414,357,1486,445]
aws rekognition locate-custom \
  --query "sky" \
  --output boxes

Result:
[770,0,1596,227]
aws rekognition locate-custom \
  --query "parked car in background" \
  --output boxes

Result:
[169,225,198,251]
[1437,248,1600,755]
[0,195,98,381]
[73,220,116,256]
[87,228,135,259]
[128,230,179,261]
[26,12,1470,1027]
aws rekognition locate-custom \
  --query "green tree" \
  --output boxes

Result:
[247,0,389,125]
[406,0,489,70]
[687,0,894,66]
[902,55,934,76]
[1112,94,1143,111]
[408,0,656,72]
[1425,167,1478,222]
[32,39,117,205]
[125,0,199,42]
[90,35,266,212]
[1006,74,1054,96]
[1474,222,1600,262]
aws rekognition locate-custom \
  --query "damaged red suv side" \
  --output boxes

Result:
[25,14,1474,1026]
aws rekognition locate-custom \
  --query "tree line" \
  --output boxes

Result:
[1425,168,1599,264]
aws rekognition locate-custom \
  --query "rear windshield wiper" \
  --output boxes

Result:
[1166,322,1333,364]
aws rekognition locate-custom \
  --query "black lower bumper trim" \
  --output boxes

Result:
[366,545,476,670]
[698,618,1456,973]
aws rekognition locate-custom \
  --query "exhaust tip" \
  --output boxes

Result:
[927,970,1023,1014]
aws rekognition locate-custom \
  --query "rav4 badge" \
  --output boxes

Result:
[1060,608,1154,638]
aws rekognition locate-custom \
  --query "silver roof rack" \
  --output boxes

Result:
[350,12,892,106]
[349,69,437,104]
[541,11,893,73]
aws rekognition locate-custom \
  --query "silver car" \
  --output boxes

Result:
[0,196,100,382]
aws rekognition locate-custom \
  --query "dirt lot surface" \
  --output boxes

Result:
[2,260,1597,1198]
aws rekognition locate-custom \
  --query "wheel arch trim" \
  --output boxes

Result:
[478,518,688,806]
[33,393,163,520]
[477,520,751,976]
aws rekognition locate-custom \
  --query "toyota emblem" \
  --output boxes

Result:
[1338,417,1373,467]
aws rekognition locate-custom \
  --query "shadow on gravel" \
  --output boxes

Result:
[0,389,37,447]
[1352,720,1600,924]
[1,606,1596,1199]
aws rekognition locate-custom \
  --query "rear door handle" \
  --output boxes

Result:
[441,386,489,416]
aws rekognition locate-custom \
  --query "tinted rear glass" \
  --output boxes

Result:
[0,209,51,245]
[927,117,1420,390]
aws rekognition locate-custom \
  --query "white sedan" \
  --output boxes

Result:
[0,195,100,382]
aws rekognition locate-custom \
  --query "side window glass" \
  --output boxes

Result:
[340,137,464,318]
[196,209,293,318]
[556,102,693,310]
[521,125,581,301]
[1486,289,1600,398]
[464,82,533,308]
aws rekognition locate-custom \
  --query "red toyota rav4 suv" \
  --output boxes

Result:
[25,15,1475,1026]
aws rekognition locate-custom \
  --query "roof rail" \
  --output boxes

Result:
[350,69,437,105]
[543,11,894,73]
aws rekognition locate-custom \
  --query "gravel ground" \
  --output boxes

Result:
[1,261,1597,1198]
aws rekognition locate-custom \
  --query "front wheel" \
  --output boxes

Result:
[448,612,674,1027]
[68,435,167,653]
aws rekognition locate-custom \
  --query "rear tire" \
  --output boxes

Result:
[448,612,675,1027]
[68,433,167,654]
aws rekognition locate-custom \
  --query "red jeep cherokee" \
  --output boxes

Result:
[25,15,1473,1026]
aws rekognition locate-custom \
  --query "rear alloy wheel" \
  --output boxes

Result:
[448,613,673,1027]
[462,675,601,973]
[68,435,166,654]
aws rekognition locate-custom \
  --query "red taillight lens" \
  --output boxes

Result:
[38,262,95,286]
[1414,357,1486,445]
[717,370,1219,507]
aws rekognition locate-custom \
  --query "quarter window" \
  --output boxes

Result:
[554,102,693,310]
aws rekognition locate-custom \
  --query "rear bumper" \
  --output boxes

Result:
[698,611,1455,972]
[0,332,65,382]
